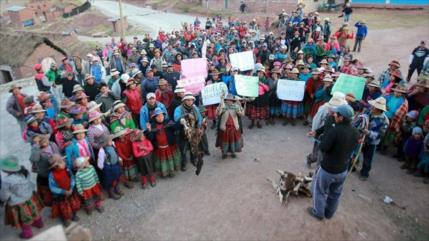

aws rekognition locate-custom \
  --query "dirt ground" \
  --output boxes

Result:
[1,6,429,241]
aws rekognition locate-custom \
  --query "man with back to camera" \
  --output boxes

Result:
[308,104,359,220]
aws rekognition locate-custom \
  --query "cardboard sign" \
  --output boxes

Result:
[235,75,259,97]
[276,79,306,101]
[331,73,366,100]
[201,82,228,106]
[177,76,206,95]
[229,51,255,71]
[181,58,208,78]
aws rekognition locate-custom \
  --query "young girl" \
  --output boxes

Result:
[246,67,270,129]
[122,78,143,123]
[148,107,181,177]
[0,156,44,239]
[48,154,81,226]
[29,135,60,207]
[66,124,95,170]
[131,130,155,188]
[74,156,104,214]
[54,117,73,151]
[215,94,244,159]
[98,134,123,199]
[113,126,138,188]
[110,101,137,131]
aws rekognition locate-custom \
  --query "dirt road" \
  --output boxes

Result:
[1,8,429,241]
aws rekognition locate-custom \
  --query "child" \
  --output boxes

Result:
[74,156,104,214]
[131,130,155,189]
[54,117,73,151]
[113,127,138,188]
[0,156,44,239]
[48,154,81,226]
[110,101,137,131]
[98,134,123,199]
[401,127,424,174]
[281,68,304,126]
[148,107,181,177]
[29,134,60,206]
[215,94,244,159]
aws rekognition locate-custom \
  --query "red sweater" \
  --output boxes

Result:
[114,137,133,161]
[123,89,143,115]
[132,139,154,158]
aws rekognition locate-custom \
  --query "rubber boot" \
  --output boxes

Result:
[31,217,44,229]
[141,176,147,189]
[19,225,33,239]
[150,175,156,187]
[108,188,121,200]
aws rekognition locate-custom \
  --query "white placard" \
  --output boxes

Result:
[276,79,306,101]
[201,82,228,106]
[229,51,255,71]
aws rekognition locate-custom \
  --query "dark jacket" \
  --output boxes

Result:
[62,78,79,98]
[319,120,359,174]
[147,120,177,148]
[84,83,100,101]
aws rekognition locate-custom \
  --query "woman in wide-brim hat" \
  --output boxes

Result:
[87,110,110,169]
[205,68,222,129]
[267,69,282,125]
[0,155,45,239]
[147,107,181,177]
[246,67,270,129]
[380,82,409,152]
[110,100,137,131]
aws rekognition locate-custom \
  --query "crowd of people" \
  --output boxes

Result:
[1,3,429,238]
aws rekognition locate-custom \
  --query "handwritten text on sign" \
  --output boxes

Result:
[201,82,228,106]
[331,73,366,101]
[276,79,306,101]
[229,51,255,71]
[235,75,259,97]
[177,76,206,95]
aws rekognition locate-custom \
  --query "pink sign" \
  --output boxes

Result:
[177,75,206,95]
[181,58,208,78]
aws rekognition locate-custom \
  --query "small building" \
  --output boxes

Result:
[7,5,38,27]
[0,33,67,83]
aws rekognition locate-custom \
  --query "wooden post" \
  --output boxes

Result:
[118,0,125,39]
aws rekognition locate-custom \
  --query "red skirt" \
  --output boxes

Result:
[81,183,103,200]
[216,124,243,153]
[246,104,269,120]
[51,192,81,220]
[5,193,44,228]
[37,178,52,207]
[206,104,218,120]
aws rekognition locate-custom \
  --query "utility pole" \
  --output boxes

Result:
[118,0,125,40]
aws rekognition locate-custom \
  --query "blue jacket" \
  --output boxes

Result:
[222,75,237,95]
[140,102,168,130]
[65,138,95,169]
[48,168,75,196]
[141,77,159,98]
[173,104,202,128]
[355,23,368,37]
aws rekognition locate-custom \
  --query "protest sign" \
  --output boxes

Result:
[276,79,306,101]
[331,73,366,100]
[201,82,228,106]
[229,51,255,71]
[181,58,208,78]
[235,75,259,97]
[177,76,206,95]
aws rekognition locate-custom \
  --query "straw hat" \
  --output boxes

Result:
[328,92,347,107]
[158,79,168,86]
[87,101,102,112]
[8,84,22,93]
[48,154,66,169]
[0,155,20,172]
[111,68,120,76]
[290,68,300,74]
[85,74,95,81]
[182,92,196,101]
[37,92,51,102]
[111,126,132,139]
[174,86,185,94]
[368,97,387,112]
[367,80,380,88]
[112,101,126,112]
[391,82,408,94]
[296,60,305,66]
[323,74,333,82]
[88,111,103,123]
[30,104,46,114]
[388,60,401,68]
[60,99,75,109]
[72,85,84,93]
[56,117,72,129]
[72,124,87,134]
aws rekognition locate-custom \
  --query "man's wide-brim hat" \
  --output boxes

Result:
[367,80,380,88]
[88,111,103,123]
[9,84,22,93]
[72,85,84,93]
[182,92,196,101]
[368,97,387,112]
[391,83,408,94]
[30,104,46,114]
[328,92,347,107]
[0,155,20,172]
[388,60,401,68]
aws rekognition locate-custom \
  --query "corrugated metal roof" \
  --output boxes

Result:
[7,5,26,12]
